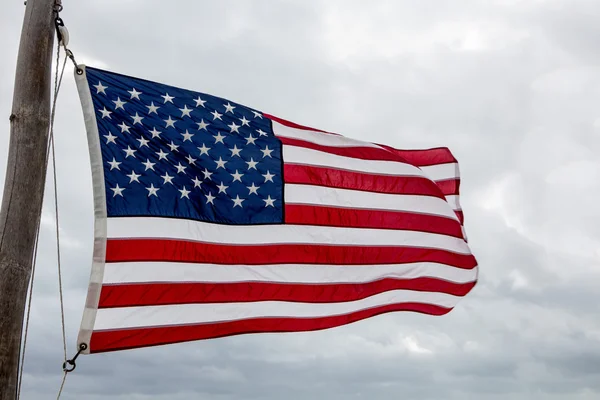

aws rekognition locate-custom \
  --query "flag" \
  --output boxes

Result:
[74,65,478,354]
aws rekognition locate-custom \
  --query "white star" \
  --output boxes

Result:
[168,142,179,152]
[247,182,259,195]
[113,97,127,110]
[142,159,156,171]
[194,96,206,107]
[179,186,191,199]
[211,110,223,120]
[94,81,107,94]
[164,116,176,128]
[128,88,142,100]
[107,158,121,170]
[263,195,276,207]
[231,170,244,182]
[239,116,250,126]
[232,195,244,208]
[186,155,197,165]
[262,170,275,182]
[175,162,187,174]
[261,145,274,158]
[161,93,174,103]
[229,145,242,157]
[192,176,202,187]
[224,103,236,114]
[104,132,117,144]
[99,107,112,119]
[246,135,257,145]
[252,110,263,119]
[137,136,150,148]
[117,122,131,133]
[146,184,159,197]
[110,184,125,197]
[257,129,268,137]
[205,192,215,204]
[180,105,192,118]
[127,170,141,183]
[198,143,210,156]
[146,102,159,114]
[217,182,229,194]
[215,157,227,169]
[149,127,161,138]
[214,132,226,144]
[228,122,240,133]
[131,112,144,125]
[123,146,137,158]
[161,172,174,185]
[202,168,213,180]
[245,158,258,170]
[181,130,194,142]
[197,119,209,130]
[155,149,169,161]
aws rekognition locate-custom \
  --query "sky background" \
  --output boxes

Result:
[1,0,600,399]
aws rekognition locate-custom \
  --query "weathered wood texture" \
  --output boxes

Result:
[0,0,56,398]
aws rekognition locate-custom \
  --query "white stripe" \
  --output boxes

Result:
[273,121,380,148]
[445,194,461,211]
[93,289,461,330]
[103,261,478,285]
[420,163,459,182]
[285,184,458,220]
[283,144,423,177]
[106,217,472,254]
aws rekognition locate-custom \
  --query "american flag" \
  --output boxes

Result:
[74,66,478,354]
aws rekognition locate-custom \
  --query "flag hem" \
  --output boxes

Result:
[74,64,108,354]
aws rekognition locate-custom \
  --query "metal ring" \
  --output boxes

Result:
[62,359,76,373]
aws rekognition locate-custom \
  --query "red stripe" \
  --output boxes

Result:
[99,279,476,308]
[105,240,477,269]
[284,164,446,198]
[375,144,457,166]
[455,210,464,224]
[265,113,330,133]
[280,137,458,171]
[435,179,460,196]
[89,302,452,353]
[285,205,464,238]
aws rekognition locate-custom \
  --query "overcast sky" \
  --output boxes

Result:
[1,0,600,399]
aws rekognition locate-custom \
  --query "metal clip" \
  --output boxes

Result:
[62,343,88,373]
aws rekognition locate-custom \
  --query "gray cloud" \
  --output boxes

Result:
[1,0,599,399]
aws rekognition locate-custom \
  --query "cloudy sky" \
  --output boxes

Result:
[1,0,600,398]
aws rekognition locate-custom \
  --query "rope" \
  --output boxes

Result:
[52,44,70,400]
[52,47,69,367]
[56,372,68,400]
[15,38,70,400]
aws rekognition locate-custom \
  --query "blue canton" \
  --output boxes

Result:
[85,67,283,225]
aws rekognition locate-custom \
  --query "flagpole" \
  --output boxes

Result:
[0,0,57,397]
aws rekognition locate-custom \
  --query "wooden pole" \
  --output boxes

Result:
[0,0,56,398]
